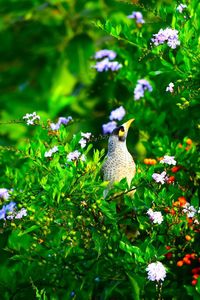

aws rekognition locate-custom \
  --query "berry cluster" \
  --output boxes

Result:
[177,254,200,285]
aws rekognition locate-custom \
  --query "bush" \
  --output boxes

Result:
[0,0,199,299]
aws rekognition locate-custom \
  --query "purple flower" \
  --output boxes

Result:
[50,116,72,131]
[0,188,10,200]
[177,4,187,13]
[166,82,174,93]
[5,201,16,212]
[15,208,27,219]
[151,28,180,49]
[67,150,81,162]
[134,79,153,100]
[94,50,117,60]
[109,106,126,121]
[160,155,176,165]
[0,206,6,220]
[127,11,145,24]
[23,112,40,125]
[152,171,167,184]
[146,262,167,282]
[102,121,117,134]
[44,146,58,158]
[93,58,122,72]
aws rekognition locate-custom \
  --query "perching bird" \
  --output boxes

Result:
[102,119,136,197]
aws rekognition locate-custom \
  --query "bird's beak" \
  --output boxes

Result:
[123,118,135,132]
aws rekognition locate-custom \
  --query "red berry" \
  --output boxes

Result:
[185,254,192,259]
[178,196,187,206]
[191,279,197,286]
[190,253,197,260]
[165,252,172,260]
[167,176,175,184]
[166,246,171,250]
[171,166,181,173]
[193,274,200,279]
[192,267,200,274]
[183,257,191,265]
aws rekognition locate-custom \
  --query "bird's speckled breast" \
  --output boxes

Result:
[103,150,136,186]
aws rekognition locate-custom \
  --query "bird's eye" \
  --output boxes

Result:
[118,126,125,137]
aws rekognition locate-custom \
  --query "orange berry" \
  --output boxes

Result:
[185,235,192,241]
[170,208,176,215]
[144,158,149,164]
[185,146,191,151]
[190,253,196,260]
[178,143,183,148]
[177,260,184,267]
[183,257,191,265]
[171,166,181,173]
[173,201,180,207]
[178,196,187,206]
[167,176,175,184]
[186,138,192,145]
[191,279,197,286]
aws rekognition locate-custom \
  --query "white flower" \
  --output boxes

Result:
[67,150,81,162]
[81,132,92,139]
[79,138,87,148]
[23,112,40,125]
[160,155,176,165]
[147,209,163,224]
[166,82,174,93]
[183,203,197,218]
[0,188,10,200]
[152,171,167,184]
[44,146,58,158]
[146,262,167,282]
[177,4,187,13]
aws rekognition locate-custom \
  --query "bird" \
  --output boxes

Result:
[102,118,136,197]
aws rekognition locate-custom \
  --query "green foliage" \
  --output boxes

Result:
[0,0,200,299]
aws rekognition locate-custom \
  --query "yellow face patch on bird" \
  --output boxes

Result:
[122,118,135,132]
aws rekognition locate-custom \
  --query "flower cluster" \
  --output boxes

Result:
[152,171,168,184]
[102,121,117,135]
[0,202,27,220]
[160,155,176,165]
[79,132,92,149]
[177,4,187,13]
[50,116,72,131]
[67,150,85,162]
[147,209,163,224]
[93,50,122,72]
[44,146,58,158]
[166,82,174,93]
[0,188,10,200]
[151,28,180,49]
[23,112,40,125]
[109,106,126,121]
[183,203,197,218]
[134,79,153,100]
[146,262,167,282]
[127,11,145,24]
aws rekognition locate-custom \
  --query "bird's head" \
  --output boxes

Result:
[108,118,135,152]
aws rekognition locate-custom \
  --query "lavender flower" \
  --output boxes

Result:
[166,82,174,93]
[134,79,153,100]
[0,201,17,220]
[109,106,126,121]
[147,209,163,224]
[94,49,117,60]
[102,121,117,134]
[151,28,180,49]
[177,4,187,13]
[15,208,27,219]
[160,155,176,165]
[127,11,145,24]
[152,171,167,184]
[0,188,10,200]
[50,116,72,131]
[93,58,122,72]
[0,206,6,220]
[44,146,58,158]
[146,262,167,282]
[67,150,81,162]
[23,112,40,125]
